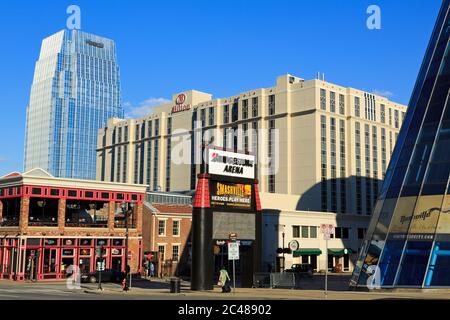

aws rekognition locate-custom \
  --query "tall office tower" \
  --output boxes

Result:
[351,0,450,289]
[24,30,123,180]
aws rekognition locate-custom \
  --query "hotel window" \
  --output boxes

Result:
[355,122,362,215]
[134,143,139,184]
[365,124,372,215]
[209,107,215,126]
[243,123,249,152]
[166,138,171,191]
[330,118,337,212]
[401,111,406,125]
[301,226,309,238]
[118,127,122,143]
[339,120,346,213]
[332,227,349,239]
[380,104,386,124]
[293,226,300,238]
[200,109,206,127]
[173,220,180,236]
[321,116,328,212]
[172,245,180,262]
[268,119,276,193]
[153,140,159,191]
[158,245,165,261]
[158,220,166,236]
[252,122,259,161]
[146,140,152,186]
[310,227,318,239]
[135,124,140,141]
[330,92,336,113]
[141,122,146,139]
[116,146,121,182]
[232,101,239,122]
[268,95,275,115]
[242,100,248,120]
[252,97,259,118]
[358,228,367,240]
[394,110,400,128]
[372,126,379,206]
[148,120,153,137]
[223,105,229,124]
[123,145,128,183]
[339,94,345,115]
[320,89,327,111]
[167,117,172,135]
[364,93,376,121]
[381,128,387,178]
[354,97,361,117]
[389,108,392,126]
[155,119,160,136]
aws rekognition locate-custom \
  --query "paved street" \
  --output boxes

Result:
[0,277,449,300]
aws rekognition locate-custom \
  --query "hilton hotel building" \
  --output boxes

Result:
[97,74,407,271]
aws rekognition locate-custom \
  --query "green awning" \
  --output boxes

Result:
[293,249,322,257]
[328,248,355,256]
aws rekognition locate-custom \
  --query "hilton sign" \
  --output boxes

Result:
[172,94,191,114]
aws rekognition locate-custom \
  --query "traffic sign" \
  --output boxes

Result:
[97,260,106,271]
[228,242,240,260]
[320,224,335,235]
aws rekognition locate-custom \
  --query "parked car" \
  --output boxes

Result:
[81,269,125,283]
[285,264,314,278]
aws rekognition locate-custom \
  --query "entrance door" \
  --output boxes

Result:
[79,258,91,273]
[43,249,57,278]
[111,257,122,272]
[25,249,39,281]
[311,256,318,272]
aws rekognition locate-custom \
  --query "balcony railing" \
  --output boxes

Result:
[28,218,58,227]
[65,219,108,228]
[114,220,137,229]
[0,217,20,227]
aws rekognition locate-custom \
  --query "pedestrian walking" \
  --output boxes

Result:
[218,266,231,293]
[149,262,155,278]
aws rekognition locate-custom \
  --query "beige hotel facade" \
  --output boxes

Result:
[96,74,407,271]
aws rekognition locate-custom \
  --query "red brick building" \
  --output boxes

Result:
[0,169,147,281]
[142,192,192,277]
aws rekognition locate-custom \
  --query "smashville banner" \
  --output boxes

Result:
[210,181,253,210]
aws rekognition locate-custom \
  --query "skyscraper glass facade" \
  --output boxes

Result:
[351,1,450,289]
[24,30,122,180]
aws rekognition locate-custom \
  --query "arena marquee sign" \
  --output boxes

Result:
[208,149,255,179]
[210,181,253,210]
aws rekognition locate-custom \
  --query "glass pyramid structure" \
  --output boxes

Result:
[351,0,450,289]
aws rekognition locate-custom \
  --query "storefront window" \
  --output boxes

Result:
[1,198,21,227]
[29,198,59,227]
[114,203,137,229]
[424,242,450,287]
[66,200,109,228]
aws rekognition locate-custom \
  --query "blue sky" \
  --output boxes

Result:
[0,0,442,175]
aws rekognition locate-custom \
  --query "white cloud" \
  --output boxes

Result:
[124,97,171,118]
[0,156,7,162]
[372,89,394,99]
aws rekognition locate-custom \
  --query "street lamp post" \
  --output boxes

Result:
[121,202,134,292]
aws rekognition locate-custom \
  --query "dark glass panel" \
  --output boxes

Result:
[425,242,450,287]
[396,241,433,286]
[378,240,405,286]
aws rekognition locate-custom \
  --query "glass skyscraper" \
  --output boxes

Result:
[24,30,123,180]
[351,0,450,289]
